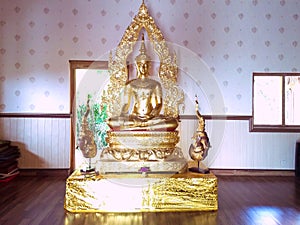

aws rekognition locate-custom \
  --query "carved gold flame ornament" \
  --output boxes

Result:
[101,2,184,118]
[189,95,210,174]
[77,97,97,173]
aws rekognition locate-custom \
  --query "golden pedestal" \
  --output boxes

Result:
[105,130,180,161]
[64,170,218,212]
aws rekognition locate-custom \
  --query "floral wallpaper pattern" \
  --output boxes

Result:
[0,0,299,114]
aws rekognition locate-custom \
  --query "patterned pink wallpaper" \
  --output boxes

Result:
[0,0,299,114]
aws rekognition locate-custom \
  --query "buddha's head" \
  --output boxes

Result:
[135,33,151,78]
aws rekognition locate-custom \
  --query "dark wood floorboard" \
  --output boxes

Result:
[0,175,300,225]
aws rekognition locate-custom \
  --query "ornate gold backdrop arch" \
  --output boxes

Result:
[101,2,184,118]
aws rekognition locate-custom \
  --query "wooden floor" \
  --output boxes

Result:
[0,173,300,225]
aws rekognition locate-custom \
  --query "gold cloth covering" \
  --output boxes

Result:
[64,170,218,212]
[65,211,218,225]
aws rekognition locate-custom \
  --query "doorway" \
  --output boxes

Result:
[69,60,109,171]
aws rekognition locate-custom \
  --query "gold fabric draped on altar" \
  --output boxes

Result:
[64,170,218,212]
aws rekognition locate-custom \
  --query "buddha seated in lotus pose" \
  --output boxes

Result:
[101,35,183,162]
[107,37,178,132]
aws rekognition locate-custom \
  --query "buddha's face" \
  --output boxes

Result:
[136,60,150,77]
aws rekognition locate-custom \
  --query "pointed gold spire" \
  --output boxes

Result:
[135,33,151,62]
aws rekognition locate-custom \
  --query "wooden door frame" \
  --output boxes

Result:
[69,60,108,172]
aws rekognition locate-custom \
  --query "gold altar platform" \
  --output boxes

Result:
[64,169,218,213]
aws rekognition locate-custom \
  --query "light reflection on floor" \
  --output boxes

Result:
[245,206,300,225]
[64,211,218,225]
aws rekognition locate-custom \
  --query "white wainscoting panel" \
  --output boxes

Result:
[179,119,300,170]
[0,117,299,170]
[0,117,70,169]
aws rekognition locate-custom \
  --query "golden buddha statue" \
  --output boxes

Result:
[99,2,186,172]
[101,35,182,163]
[107,35,178,132]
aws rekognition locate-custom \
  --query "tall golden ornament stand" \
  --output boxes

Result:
[64,2,218,212]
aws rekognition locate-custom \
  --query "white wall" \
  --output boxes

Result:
[0,0,300,169]
[1,0,299,114]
